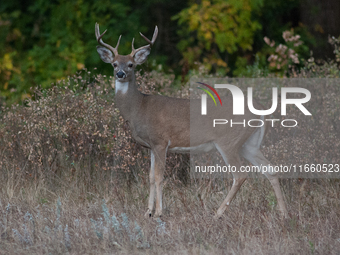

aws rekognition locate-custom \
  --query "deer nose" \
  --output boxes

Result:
[116,71,126,79]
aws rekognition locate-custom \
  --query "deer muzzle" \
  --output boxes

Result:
[116,71,126,79]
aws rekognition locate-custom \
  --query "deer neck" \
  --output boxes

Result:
[114,74,143,123]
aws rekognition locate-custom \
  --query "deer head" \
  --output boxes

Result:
[95,23,158,83]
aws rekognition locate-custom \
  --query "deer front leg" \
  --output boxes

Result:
[145,151,156,218]
[154,146,166,217]
[145,147,166,218]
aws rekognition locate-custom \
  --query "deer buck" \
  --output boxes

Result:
[95,23,288,219]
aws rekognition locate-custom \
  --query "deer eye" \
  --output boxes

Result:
[113,63,118,68]
[128,63,133,68]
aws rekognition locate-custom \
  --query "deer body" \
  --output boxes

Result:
[95,23,288,219]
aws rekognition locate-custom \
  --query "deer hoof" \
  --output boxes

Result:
[281,210,289,219]
[213,214,221,220]
[144,209,152,219]
[213,209,224,220]
[154,211,162,218]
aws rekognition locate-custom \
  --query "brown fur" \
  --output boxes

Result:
[95,23,288,219]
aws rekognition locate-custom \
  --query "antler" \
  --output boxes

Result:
[130,26,158,56]
[95,23,121,56]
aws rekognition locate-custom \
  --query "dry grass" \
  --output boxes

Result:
[0,178,339,254]
[0,67,340,254]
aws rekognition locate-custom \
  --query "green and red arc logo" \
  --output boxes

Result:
[197,82,222,106]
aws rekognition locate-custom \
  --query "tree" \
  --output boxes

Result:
[173,0,263,76]
[0,0,156,103]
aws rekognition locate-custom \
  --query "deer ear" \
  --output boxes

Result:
[96,46,114,63]
[134,47,151,65]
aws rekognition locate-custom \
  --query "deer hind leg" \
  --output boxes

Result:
[242,140,288,218]
[214,144,248,218]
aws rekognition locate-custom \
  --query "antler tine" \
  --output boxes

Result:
[95,22,120,56]
[130,26,158,56]
[139,25,158,46]
[131,38,136,56]
[151,25,158,45]
[115,35,122,52]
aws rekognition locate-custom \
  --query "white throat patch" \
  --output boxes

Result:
[115,81,129,94]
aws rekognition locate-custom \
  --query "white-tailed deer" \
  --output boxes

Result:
[95,23,288,219]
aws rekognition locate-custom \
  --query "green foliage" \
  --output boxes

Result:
[0,0,155,104]
[261,29,310,75]
[233,29,309,77]
[233,54,269,77]
[300,36,340,78]
[234,33,340,78]
[0,0,335,103]
[173,0,263,74]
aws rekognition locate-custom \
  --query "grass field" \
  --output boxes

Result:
[0,69,340,254]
